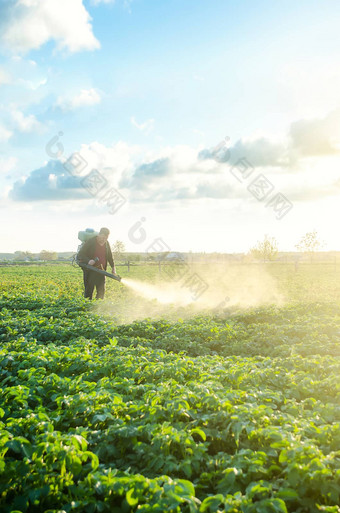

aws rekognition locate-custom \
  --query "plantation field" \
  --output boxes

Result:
[1,263,340,512]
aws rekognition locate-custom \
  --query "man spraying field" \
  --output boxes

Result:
[77,227,118,300]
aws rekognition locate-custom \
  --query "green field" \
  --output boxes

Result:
[1,263,340,512]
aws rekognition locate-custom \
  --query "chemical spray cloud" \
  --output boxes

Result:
[201,136,293,220]
[45,133,210,302]
[127,218,209,302]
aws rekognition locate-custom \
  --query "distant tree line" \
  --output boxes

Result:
[13,250,58,261]
[10,231,327,264]
[249,230,325,263]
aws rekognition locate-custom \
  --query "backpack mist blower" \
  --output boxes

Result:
[72,228,122,283]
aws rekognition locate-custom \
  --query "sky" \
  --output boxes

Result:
[1,0,340,254]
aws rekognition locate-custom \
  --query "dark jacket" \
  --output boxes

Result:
[77,236,114,270]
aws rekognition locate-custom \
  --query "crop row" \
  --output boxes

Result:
[1,332,340,512]
[1,296,340,359]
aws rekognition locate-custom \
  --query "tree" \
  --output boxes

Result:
[112,240,126,261]
[14,251,34,261]
[40,250,57,261]
[249,235,278,263]
[295,230,325,262]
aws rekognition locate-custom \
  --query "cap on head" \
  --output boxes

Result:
[99,227,110,237]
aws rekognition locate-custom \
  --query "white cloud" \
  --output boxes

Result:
[1,56,46,90]
[131,116,155,134]
[9,141,140,203]
[114,143,239,204]
[91,0,116,4]
[91,0,132,6]
[72,140,140,190]
[9,159,89,201]
[11,108,43,133]
[10,112,340,209]
[0,156,17,174]
[17,77,47,90]
[0,0,100,54]
[199,109,340,170]
[0,125,12,142]
[57,88,102,110]
[289,110,340,157]
[0,68,11,84]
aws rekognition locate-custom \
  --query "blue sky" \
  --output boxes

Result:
[1,0,340,253]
